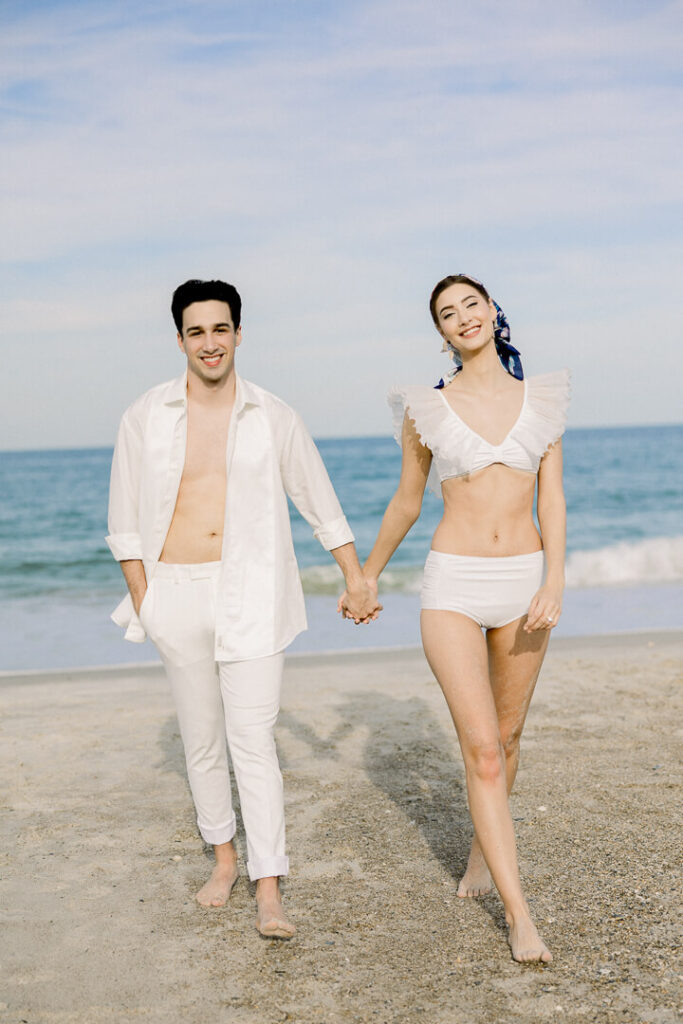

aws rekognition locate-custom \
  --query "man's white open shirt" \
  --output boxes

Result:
[106,371,354,661]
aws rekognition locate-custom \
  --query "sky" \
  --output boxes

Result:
[2,0,682,449]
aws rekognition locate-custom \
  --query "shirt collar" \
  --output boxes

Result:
[235,374,263,412]
[163,371,188,406]
[162,369,262,410]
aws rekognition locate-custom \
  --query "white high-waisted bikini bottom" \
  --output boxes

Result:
[421,550,545,629]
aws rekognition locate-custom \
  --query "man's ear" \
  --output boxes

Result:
[177,331,185,353]
[235,325,242,348]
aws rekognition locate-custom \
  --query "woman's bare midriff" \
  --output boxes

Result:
[431,463,541,557]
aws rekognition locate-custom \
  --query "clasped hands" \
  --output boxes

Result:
[337,576,382,625]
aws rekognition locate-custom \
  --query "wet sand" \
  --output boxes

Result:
[1,632,681,1024]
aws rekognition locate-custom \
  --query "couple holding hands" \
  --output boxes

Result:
[107,274,569,962]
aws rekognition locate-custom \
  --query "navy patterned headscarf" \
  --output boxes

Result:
[435,286,523,388]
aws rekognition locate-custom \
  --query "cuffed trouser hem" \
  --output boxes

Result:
[247,855,290,881]
[198,814,237,847]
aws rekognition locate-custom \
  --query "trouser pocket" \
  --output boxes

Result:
[138,578,156,637]
[150,576,217,666]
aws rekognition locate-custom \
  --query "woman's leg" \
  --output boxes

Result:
[458,620,549,897]
[421,609,551,962]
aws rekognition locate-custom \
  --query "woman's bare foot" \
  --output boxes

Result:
[507,914,553,963]
[195,862,239,907]
[255,877,296,939]
[457,844,493,897]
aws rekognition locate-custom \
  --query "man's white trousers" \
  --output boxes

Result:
[139,561,288,881]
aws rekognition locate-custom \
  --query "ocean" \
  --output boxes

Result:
[1,425,682,671]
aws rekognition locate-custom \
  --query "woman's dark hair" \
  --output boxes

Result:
[171,279,242,332]
[429,274,490,328]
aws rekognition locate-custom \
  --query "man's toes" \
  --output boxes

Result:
[514,946,552,964]
[258,920,295,939]
[256,908,296,939]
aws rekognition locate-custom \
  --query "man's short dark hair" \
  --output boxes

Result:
[171,279,242,332]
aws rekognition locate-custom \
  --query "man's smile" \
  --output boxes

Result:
[200,353,224,367]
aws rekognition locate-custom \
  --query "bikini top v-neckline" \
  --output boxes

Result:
[437,380,528,449]
[387,369,571,494]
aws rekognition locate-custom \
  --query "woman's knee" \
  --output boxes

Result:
[465,741,506,784]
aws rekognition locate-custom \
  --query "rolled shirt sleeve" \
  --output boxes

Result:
[278,407,354,551]
[106,406,144,561]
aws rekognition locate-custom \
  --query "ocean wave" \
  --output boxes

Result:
[565,535,683,588]
[299,563,423,595]
[301,536,683,594]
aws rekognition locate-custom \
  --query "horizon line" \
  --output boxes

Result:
[1,420,683,456]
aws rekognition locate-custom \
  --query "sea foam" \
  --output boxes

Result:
[565,535,683,588]
[299,563,423,595]
[300,535,683,594]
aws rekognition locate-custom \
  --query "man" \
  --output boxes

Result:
[107,279,380,938]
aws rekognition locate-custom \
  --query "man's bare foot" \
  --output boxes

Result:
[195,863,239,907]
[255,878,296,939]
[457,845,493,898]
[507,914,553,964]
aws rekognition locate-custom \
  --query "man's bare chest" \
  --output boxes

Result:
[181,411,230,483]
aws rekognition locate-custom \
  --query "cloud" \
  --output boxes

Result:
[1,0,682,446]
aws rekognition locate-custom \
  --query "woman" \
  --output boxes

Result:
[342,274,569,963]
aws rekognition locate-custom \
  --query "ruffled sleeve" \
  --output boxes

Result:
[510,369,571,467]
[388,385,483,494]
[388,386,446,494]
[387,386,447,451]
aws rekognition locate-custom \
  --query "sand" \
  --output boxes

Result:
[1,632,681,1024]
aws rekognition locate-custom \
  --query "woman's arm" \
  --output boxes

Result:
[338,413,431,620]
[364,413,432,581]
[525,439,566,632]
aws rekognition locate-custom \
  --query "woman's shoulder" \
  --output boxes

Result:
[387,384,445,421]
[512,369,571,454]
[387,384,449,449]
[525,368,571,395]
[387,383,442,401]
[525,368,571,415]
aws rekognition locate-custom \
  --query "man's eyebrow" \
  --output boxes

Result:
[186,321,232,332]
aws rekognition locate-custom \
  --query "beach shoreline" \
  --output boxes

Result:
[1,631,681,1023]
[4,581,683,673]
[2,626,682,685]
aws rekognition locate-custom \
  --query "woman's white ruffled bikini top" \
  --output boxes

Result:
[388,369,570,491]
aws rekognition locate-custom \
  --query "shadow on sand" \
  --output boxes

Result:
[280,688,508,932]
